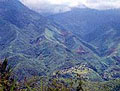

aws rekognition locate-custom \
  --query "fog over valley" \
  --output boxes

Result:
[20,0,120,13]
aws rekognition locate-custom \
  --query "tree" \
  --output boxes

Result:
[0,58,17,91]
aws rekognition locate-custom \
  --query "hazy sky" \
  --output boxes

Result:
[20,0,120,13]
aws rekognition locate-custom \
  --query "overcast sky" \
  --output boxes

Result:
[20,0,120,13]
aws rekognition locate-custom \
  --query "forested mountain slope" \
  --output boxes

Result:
[0,0,110,81]
[49,8,120,80]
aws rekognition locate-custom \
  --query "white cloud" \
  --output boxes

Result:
[84,0,120,9]
[20,0,120,13]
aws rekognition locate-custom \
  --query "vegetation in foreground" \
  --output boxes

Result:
[0,59,120,91]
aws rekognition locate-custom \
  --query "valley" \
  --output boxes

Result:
[0,1,120,90]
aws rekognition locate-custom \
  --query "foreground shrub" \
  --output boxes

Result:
[0,59,120,91]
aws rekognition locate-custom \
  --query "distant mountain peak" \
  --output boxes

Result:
[78,4,88,9]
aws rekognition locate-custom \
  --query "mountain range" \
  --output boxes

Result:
[0,0,120,81]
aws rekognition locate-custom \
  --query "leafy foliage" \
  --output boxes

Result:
[0,59,17,91]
